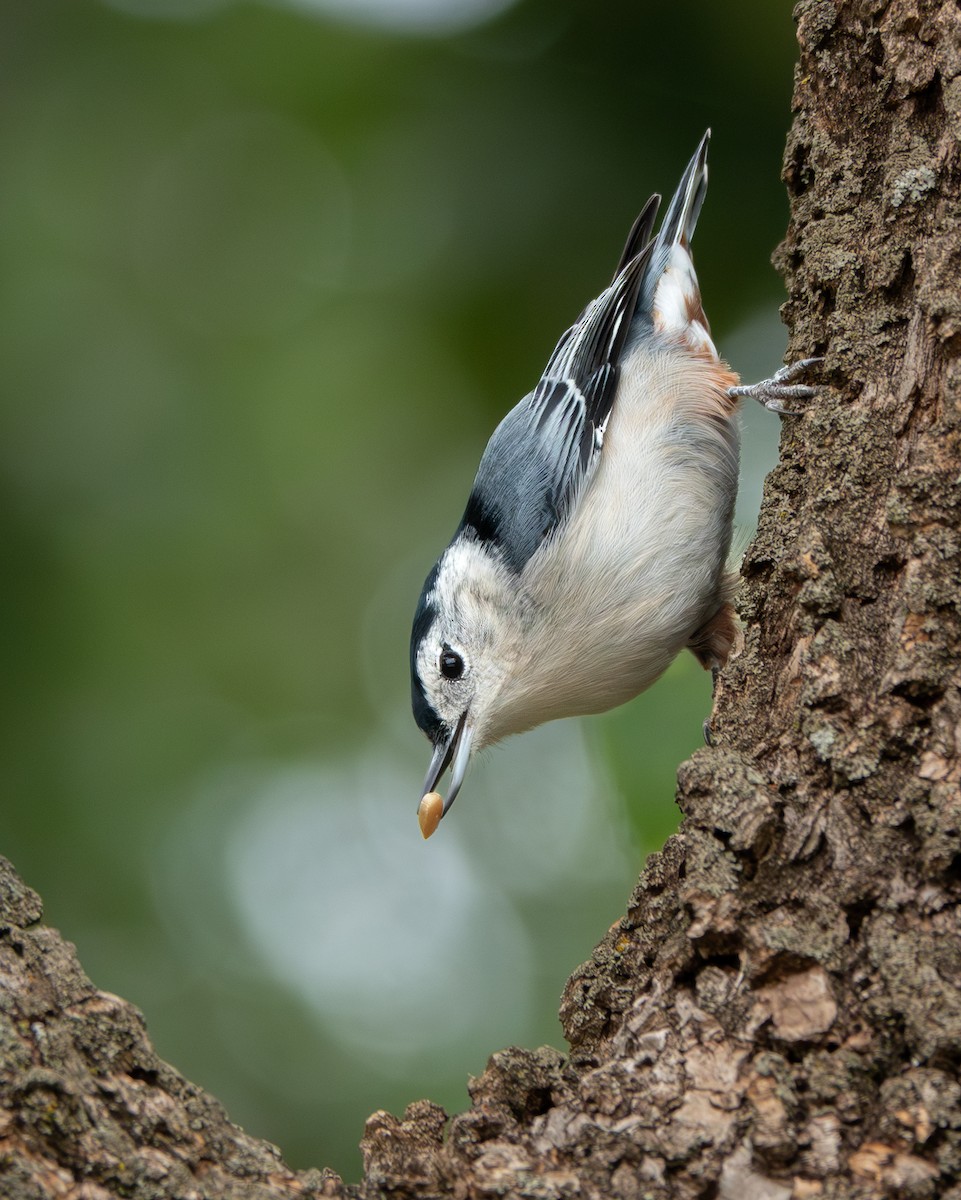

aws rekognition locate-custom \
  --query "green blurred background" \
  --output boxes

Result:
[0,0,798,1180]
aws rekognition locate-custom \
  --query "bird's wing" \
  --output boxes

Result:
[457,133,712,575]
[458,238,653,574]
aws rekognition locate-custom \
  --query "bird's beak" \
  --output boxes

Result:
[421,710,474,817]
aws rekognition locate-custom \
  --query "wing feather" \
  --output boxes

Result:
[456,132,712,575]
[458,242,652,572]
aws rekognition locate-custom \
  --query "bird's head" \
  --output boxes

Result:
[410,536,525,825]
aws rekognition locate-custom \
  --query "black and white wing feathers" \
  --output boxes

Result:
[456,132,711,576]
[458,233,655,574]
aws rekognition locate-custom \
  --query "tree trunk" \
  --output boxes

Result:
[3,1,960,1197]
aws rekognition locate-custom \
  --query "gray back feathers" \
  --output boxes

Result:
[457,132,711,577]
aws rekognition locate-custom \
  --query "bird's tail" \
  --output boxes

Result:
[630,130,717,358]
[656,128,710,252]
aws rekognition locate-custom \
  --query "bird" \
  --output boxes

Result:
[409,131,818,836]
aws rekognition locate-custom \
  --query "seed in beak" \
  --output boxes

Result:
[418,791,444,839]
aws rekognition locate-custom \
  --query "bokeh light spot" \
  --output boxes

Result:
[99,0,517,34]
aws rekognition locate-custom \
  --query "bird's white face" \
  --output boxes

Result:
[410,538,520,815]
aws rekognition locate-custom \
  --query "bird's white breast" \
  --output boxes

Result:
[498,336,740,736]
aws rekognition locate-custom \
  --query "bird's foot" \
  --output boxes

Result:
[728,357,823,415]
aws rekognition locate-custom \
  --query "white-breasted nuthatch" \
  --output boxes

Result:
[410,132,817,835]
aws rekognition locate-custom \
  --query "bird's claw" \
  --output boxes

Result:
[703,665,721,746]
[728,357,823,415]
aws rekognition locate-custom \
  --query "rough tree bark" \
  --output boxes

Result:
[3,2,960,1197]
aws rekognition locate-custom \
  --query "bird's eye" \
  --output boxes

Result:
[440,646,464,680]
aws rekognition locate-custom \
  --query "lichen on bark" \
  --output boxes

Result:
[2,2,961,1197]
